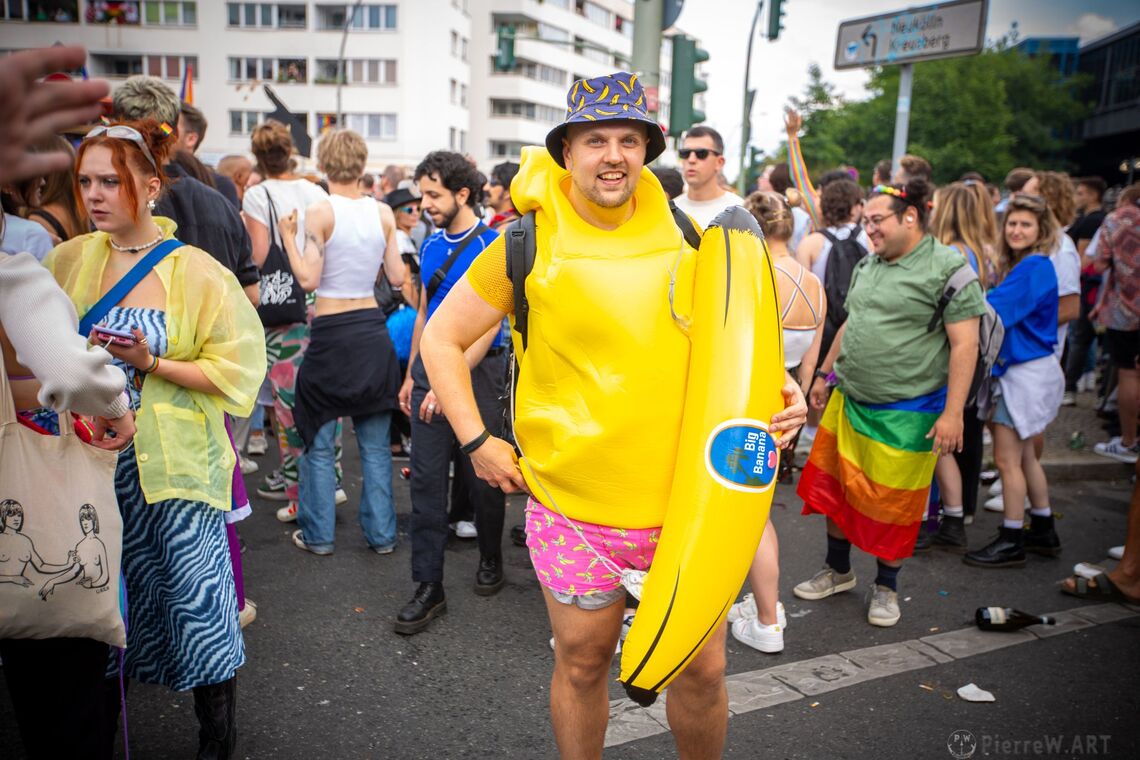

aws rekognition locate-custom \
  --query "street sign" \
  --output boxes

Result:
[662,0,684,30]
[834,0,987,70]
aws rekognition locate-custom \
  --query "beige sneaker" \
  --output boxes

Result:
[867,584,900,627]
[793,566,856,600]
[239,600,258,628]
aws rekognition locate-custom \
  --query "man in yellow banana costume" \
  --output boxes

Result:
[419,72,807,759]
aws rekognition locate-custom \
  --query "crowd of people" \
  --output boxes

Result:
[1,48,1139,760]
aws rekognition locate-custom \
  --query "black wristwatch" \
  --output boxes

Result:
[813,369,830,382]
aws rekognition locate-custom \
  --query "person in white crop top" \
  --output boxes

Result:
[277,129,407,557]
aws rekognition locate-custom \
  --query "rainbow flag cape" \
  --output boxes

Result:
[180,63,194,105]
[797,387,944,561]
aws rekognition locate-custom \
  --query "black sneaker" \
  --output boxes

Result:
[963,527,1026,568]
[931,516,968,553]
[394,582,446,635]
[474,555,505,596]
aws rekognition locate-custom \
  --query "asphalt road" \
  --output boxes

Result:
[3,432,1138,759]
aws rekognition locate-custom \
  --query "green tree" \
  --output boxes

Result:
[785,40,1091,185]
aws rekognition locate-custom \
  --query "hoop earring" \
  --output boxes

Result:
[147,199,156,211]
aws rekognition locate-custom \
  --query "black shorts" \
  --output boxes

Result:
[1105,329,1140,370]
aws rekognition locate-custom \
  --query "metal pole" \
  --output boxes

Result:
[631,0,664,118]
[336,0,365,129]
[738,0,763,195]
[891,63,914,176]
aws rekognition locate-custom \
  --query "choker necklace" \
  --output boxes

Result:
[110,226,164,254]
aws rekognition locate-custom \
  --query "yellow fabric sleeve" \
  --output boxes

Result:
[464,234,514,314]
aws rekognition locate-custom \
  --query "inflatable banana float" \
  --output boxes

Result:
[620,206,786,707]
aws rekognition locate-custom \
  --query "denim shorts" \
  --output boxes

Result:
[524,498,659,611]
[991,393,1016,432]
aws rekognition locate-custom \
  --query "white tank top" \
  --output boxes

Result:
[317,195,384,299]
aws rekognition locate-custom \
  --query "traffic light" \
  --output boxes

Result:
[768,0,786,41]
[494,24,516,72]
[669,34,709,138]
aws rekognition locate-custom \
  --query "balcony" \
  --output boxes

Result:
[90,53,144,79]
[2,1,80,22]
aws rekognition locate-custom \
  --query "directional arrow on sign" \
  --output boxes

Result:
[862,24,878,59]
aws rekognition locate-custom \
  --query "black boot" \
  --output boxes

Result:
[394,582,446,635]
[912,526,933,553]
[509,524,528,547]
[1024,514,1062,557]
[193,677,237,760]
[963,527,1026,568]
[474,554,505,596]
[932,515,968,553]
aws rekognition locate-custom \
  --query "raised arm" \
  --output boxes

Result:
[785,108,822,230]
[278,200,331,293]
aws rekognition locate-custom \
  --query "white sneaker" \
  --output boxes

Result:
[247,432,268,456]
[988,478,1003,497]
[731,617,784,653]
[1109,545,1124,560]
[335,487,348,505]
[1077,371,1096,393]
[982,428,992,446]
[867,584,900,627]
[1093,437,1140,464]
[984,494,1030,513]
[452,520,477,538]
[239,456,259,475]
[793,566,856,601]
[239,599,258,628]
[276,502,297,522]
[727,593,786,628]
[1061,392,1076,407]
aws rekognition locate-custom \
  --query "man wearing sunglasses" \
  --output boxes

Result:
[673,125,744,229]
[484,161,520,232]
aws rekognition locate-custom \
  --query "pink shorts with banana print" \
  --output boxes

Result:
[525,498,660,610]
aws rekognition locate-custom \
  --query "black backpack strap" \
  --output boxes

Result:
[505,212,536,351]
[927,264,980,333]
[669,200,703,250]
[425,223,488,304]
[819,228,840,245]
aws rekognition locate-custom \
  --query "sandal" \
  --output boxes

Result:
[1060,572,1140,603]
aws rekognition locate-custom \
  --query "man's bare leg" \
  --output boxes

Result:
[665,621,729,760]
[543,588,624,760]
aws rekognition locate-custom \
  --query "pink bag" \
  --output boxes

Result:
[0,351,125,648]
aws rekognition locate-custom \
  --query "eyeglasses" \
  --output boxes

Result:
[398,205,419,214]
[84,125,159,172]
[679,148,721,160]
[862,213,900,230]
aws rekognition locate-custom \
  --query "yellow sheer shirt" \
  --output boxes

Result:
[44,217,266,511]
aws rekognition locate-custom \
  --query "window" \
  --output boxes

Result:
[449,78,457,104]
[225,2,305,28]
[615,14,632,38]
[490,99,562,124]
[460,83,468,108]
[86,1,139,23]
[449,127,457,151]
[493,58,567,87]
[337,113,397,140]
[574,36,609,65]
[142,53,197,80]
[461,37,468,62]
[90,53,143,78]
[316,3,396,31]
[489,140,530,159]
[142,1,195,25]
[314,58,396,85]
[227,57,306,83]
[576,0,610,27]
[229,110,267,136]
[450,30,459,57]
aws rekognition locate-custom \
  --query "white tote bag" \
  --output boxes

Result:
[0,352,126,648]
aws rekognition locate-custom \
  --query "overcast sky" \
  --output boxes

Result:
[670,0,1140,170]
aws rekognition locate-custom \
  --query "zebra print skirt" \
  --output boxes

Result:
[107,451,245,691]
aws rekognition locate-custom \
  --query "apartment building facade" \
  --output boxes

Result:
[1,0,697,172]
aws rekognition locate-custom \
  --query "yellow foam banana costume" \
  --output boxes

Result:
[620,206,785,706]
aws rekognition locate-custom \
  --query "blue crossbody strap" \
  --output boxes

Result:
[78,239,184,337]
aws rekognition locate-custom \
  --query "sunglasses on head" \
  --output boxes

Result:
[84,124,159,172]
[679,148,720,160]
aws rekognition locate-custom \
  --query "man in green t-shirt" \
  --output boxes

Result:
[797,180,986,628]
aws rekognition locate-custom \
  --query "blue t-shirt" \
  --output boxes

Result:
[419,223,505,347]
[987,253,1058,377]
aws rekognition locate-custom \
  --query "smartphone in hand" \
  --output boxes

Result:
[92,324,137,346]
